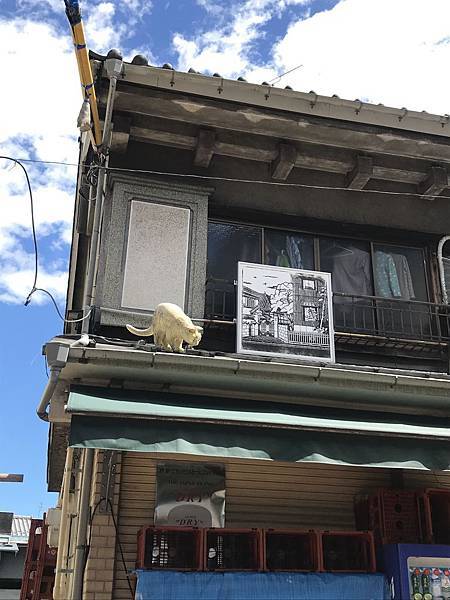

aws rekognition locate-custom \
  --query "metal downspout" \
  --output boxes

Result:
[437,235,450,303]
[36,335,90,421]
[37,367,62,421]
[70,448,94,600]
[82,57,123,334]
[53,448,74,600]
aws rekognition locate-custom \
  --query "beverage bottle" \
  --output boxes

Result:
[441,569,450,600]
[411,568,423,600]
[423,568,433,600]
[430,568,442,599]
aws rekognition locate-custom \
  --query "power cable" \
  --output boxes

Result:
[0,156,38,299]
[85,496,134,599]
[4,155,450,201]
[0,156,91,324]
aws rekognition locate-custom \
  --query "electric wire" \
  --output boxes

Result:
[0,156,38,300]
[85,497,134,599]
[0,156,92,323]
[1,153,449,326]
[4,155,450,201]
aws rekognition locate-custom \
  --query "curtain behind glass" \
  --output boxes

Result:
[373,244,430,339]
[319,238,373,332]
[264,230,314,270]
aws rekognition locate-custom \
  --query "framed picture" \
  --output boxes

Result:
[237,262,335,363]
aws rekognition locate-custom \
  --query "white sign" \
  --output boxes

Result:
[237,262,335,363]
[154,462,225,528]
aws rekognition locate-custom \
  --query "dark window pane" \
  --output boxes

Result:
[205,222,261,320]
[206,222,261,281]
[264,230,314,270]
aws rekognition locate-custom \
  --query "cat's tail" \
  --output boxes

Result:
[126,323,154,337]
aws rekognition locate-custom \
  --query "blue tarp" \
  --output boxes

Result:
[135,571,390,600]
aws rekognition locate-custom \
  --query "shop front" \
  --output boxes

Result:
[64,387,450,600]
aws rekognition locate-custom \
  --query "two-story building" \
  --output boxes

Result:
[39,48,450,600]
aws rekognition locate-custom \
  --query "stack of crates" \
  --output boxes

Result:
[20,518,57,600]
[355,488,421,545]
[136,526,377,573]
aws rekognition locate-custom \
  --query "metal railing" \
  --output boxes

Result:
[205,279,450,344]
[333,292,450,343]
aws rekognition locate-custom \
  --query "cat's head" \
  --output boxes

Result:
[186,325,203,346]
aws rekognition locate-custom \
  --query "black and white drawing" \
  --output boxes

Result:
[237,262,335,362]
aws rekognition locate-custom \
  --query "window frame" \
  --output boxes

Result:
[206,218,434,307]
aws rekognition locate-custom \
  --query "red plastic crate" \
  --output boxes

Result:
[418,488,450,545]
[319,531,376,573]
[205,528,263,571]
[263,529,320,572]
[136,526,203,570]
[355,489,420,544]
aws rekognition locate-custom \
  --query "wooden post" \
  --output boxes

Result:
[0,474,24,482]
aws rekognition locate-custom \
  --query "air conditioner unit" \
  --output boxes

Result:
[46,508,61,548]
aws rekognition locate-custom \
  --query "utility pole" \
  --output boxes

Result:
[0,474,24,482]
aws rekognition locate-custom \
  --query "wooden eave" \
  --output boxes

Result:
[95,71,450,194]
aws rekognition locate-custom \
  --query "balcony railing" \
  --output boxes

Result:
[205,279,450,344]
[333,292,450,343]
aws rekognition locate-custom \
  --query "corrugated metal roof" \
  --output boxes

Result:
[10,516,31,542]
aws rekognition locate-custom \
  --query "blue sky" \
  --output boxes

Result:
[1,0,450,516]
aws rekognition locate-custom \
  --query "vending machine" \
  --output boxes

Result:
[383,544,450,600]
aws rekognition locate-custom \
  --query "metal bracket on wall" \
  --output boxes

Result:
[99,450,119,514]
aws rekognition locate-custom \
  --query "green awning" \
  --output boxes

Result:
[67,387,450,470]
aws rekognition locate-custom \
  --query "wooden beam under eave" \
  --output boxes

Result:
[271,143,297,180]
[110,116,131,154]
[346,155,373,189]
[418,166,448,199]
[128,125,427,185]
[194,129,216,168]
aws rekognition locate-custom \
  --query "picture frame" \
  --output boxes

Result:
[237,262,335,363]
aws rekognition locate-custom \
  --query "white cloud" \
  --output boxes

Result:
[175,0,311,76]
[175,0,450,116]
[0,1,147,307]
[0,18,79,305]
[272,0,450,114]
[174,0,273,75]
[84,2,128,53]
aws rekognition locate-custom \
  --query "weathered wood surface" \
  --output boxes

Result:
[126,125,432,185]
[107,88,450,164]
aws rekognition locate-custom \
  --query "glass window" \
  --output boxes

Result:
[205,222,261,320]
[264,229,314,270]
[373,244,427,301]
[206,222,261,282]
[319,238,373,297]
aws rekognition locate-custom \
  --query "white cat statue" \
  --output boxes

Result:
[126,302,203,353]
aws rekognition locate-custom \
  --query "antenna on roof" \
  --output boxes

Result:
[268,64,303,85]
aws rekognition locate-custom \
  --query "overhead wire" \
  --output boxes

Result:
[1,152,448,325]
[3,155,450,201]
[0,156,92,323]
